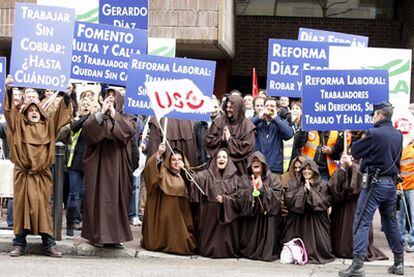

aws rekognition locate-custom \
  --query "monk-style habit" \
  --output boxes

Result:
[238,151,282,261]
[282,159,335,264]
[81,91,135,244]
[205,95,255,175]
[142,151,197,255]
[4,90,71,236]
[328,162,388,261]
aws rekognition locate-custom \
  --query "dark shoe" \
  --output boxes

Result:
[10,246,25,257]
[105,243,125,249]
[73,222,82,230]
[93,243,104,248]
[43,246,63,258]
[338,256,365,277]
[388,253,404,275]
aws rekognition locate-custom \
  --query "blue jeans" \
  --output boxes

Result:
[129,175,141,220]
[7,198,13,227]
[67,170,85,224]
[353,178,403,258]
[397,189,414,245]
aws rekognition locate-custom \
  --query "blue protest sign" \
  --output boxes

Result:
[10,3,75,91]
[99,0,148,30]
[266,39,338,98]
[125,54,216,121]
[301,69,389,131]
[299,28,368,47]
[71,21,148,86]
[0,57,6,113]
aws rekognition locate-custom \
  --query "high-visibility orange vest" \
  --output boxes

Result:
[399,142,414,190]
[302,131,339,177]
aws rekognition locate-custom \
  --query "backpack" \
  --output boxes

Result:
[280,238,308,265]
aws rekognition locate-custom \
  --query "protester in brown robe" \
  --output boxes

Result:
[282,159,335,264]
[142,143,197,254]
[205,95,255,175]
[146,118,198,167]
[280,156,306,217]
[81,89,136,247]
[329,153,388,261]
[238,151,282,261]
[189,149,245,257]
[4,76,71,257]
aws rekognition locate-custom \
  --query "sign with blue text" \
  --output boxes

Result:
[99,0,148,30]
[125,54,216,121]
[301,69,389,131]
[298,28,369,47]
[10,3,75,91]
[71,21,148,85]
[0,57,6,113]
[266,39,336,98]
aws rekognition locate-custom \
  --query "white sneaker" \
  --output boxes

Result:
[131,217,142,226]
[407,244,414,253]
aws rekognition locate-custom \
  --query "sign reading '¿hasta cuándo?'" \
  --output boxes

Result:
[301,69,389,131]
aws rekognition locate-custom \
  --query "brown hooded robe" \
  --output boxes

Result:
[81,91,135,244]
[4,91,71,236]
[238,151,282,261]
[282,159,335,264]
[328,162,388,261]
[205,95,255,175]
[142,151,197,255]
[189,150,246,257]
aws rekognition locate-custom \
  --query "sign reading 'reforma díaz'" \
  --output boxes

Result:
[99,0,148,30]
[301,69,389,131]
[266,39,334,98]
[71,21,147,86]
[125,54,216,121]
[10,3,75,91]
[298,28,369,47]
[0,57,6,113]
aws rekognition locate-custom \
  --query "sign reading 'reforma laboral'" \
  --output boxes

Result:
[301,69,389,131]
[99,0,148,30]
[125,54,216,121]
[298,28,369,47]
[71,21,148,86]
[0,57,6,113]
[10,3,75,91]
[266,39,336,98]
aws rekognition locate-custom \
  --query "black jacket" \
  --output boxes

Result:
[351,119,402,175]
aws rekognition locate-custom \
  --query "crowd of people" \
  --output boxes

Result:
[0,76,413,275]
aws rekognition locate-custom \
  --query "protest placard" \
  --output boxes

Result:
[266,39,340,98]
[10,3,75,91]
[148,38,176,57]
[298,28,368,47]
[0,57,6,113]
[38,0,99,23]
[301,69,389,131]
[99,0,148,30]
[71,21,148,86]
[125,54,216,121]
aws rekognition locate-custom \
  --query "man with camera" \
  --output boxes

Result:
[339,102,404,276]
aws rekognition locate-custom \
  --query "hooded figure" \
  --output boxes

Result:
[81,89,136,246]
[205,95,255,175]
[282,159,335,264]
[4,87,71,256]
[328,159,388,261]
[142,147,197,255]
[237,151,282,261]
[189,149,247,258]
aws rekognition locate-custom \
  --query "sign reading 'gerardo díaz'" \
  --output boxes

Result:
[10,3,75,91]
[71,21,148,86]
[99,0,148,30]
[125,54,216,121]
[301,69,389,131]
[0,57,6,113]
[266,39,335,98]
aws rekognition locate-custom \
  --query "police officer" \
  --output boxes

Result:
[339,102,404,276]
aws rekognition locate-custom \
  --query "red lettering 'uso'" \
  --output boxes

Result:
[173,92,184,109]
[155,91,172,109]
[186,90,204,110]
